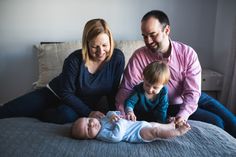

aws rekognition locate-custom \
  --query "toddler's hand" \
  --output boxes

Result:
[126,112,136,121]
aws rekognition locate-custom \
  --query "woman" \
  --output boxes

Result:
[0,19,125,124]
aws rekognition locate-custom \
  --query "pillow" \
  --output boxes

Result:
[33,40,144,89]
[115,40,145,67]
[33,41,82,88]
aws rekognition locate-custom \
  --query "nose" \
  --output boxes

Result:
[148,87,154,93]
[146,36,153,44]
[97,46,103,53]
[89,121,94,127]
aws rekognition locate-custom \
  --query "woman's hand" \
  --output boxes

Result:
[89,111,105,119]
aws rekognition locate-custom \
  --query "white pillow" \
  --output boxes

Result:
[33,41,82,88]
[115,40,145,67]
[33,40,144,89]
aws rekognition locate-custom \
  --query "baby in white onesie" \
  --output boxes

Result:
[71,111,191,143]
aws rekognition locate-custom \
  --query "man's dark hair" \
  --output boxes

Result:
[141,10,170,29]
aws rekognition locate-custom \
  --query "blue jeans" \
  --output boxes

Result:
[168,92,236,138]
[0,87,78,124]
[191,92,236,137]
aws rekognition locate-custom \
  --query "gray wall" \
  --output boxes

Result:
[213,0,236,73]
[0,0,231,104]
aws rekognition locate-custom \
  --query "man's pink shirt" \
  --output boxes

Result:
[116,40,201,120]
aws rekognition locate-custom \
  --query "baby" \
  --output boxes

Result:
[71,111,191,143]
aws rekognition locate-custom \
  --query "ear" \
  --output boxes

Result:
[164,25,171,35]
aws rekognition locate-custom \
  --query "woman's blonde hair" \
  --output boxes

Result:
[82,19,114,63]
[143,61,170,85]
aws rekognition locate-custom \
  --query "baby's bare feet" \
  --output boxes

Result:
[165,120,176,130]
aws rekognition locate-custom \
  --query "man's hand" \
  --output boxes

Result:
[168,116,189,128]
[89,111,105,119]
[175,116,188,128]
[126,111,136,121]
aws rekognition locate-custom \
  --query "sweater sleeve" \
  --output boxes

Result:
[177,47,201,120]
[115,53,144,114]
[124,89,140,114]
[59,52,92,116]
[153,86,169,123]
[107,49,125,110]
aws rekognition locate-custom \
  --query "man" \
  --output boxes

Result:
[116,10,236,138]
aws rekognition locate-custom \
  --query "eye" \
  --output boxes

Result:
[142,35,148,39]
[91,45,98,49]
[150,33,158,38]
[87,124,91,133]
[153,87,159,90]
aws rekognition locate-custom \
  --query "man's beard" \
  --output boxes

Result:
[149,45,162,53]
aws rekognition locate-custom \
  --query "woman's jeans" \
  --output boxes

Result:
[168,92,236,138]
[0,87,78,124]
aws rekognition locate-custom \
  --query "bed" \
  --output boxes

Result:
[0,41,236,157]
[0,118,235,157]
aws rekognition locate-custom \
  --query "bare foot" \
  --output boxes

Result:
[154,121,191,138]
[175,122,191,136]
[150,120,176,130]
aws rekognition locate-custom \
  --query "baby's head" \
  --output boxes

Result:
[142,61,170,94]
[71,117,101,139]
